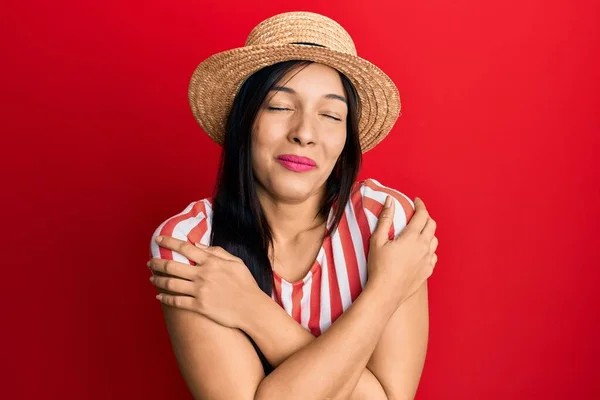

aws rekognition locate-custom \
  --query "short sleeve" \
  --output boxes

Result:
[360,178,415,239]
[149,198,213,269]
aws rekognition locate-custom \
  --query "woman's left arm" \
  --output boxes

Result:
[367,281,429,400]
[358,179,429,399]
[241,283,387,400]
[243,279,429,400]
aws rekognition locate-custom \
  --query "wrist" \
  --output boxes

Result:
[363,278,402,315]
[237,286,272,333]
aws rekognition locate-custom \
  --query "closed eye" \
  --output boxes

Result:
[268,107,341,121]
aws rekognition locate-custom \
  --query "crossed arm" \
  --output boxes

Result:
[156,269,429,400]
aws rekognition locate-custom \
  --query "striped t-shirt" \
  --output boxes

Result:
[150,178,414,336]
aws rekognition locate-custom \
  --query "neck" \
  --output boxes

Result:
[255,182,327,246]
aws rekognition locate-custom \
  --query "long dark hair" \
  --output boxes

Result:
[210,60,362,373]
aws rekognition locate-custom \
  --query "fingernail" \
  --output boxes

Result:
[385,196,392,208]
[155,236,163,243]
[149,276,155,283]
[195,242,207,248]
[146,260,152,268]
[155,294,162,300]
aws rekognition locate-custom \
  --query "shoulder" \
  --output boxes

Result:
[358,178,415,217]
[353,178,415,238]
[149,197,214,261]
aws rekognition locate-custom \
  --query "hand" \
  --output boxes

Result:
[366,196,439,307]
[147,236,260,329]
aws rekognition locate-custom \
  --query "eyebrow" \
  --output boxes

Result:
[271,86,347,104]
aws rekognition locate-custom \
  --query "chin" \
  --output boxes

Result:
[268,174,321,202]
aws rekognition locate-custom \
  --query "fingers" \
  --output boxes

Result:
[155,235,242,266]
[430,236,439,267]
[430,236,439,254]
[155,293,196,312]
[156,236,210,265]
[148,258,198,280]
[421,216,437,242]
[195,243,240,262]
[372,195,395,245]
[406,198,430,234]
[150,275,196,296]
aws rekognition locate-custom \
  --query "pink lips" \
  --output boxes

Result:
[276,154,317,172]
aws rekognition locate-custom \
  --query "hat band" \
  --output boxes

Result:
[291,42,327,48]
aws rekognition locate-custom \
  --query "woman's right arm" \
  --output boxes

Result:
[156,282,265,399]
[150,205,266,399]
[157,280,394,400]
[151,241,388,399]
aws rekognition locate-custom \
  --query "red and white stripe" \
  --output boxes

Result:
[150,179,414,336]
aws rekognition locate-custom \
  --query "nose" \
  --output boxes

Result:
[288,110,316,147]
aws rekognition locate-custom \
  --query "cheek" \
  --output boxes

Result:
[326,129,347,161]
[250,138,266,174]
[252,115,282,151]
[250,128,275,177]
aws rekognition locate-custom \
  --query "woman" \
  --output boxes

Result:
[147,11,438,400]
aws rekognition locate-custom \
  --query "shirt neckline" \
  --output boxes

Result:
[271,204,336,287]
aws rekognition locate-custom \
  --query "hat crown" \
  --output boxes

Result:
[245,12,357,56]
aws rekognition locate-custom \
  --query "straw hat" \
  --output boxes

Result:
[188,11,401,153]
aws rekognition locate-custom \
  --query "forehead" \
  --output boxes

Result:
[275,63,345,96]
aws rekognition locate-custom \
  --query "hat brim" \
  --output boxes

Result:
[188,44,401,153]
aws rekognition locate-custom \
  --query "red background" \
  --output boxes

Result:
[3,0,599,398]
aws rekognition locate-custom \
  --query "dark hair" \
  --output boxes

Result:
[210,60,361,373]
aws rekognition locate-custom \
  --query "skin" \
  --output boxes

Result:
[251,63,348,282]
[148,63,438,399]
